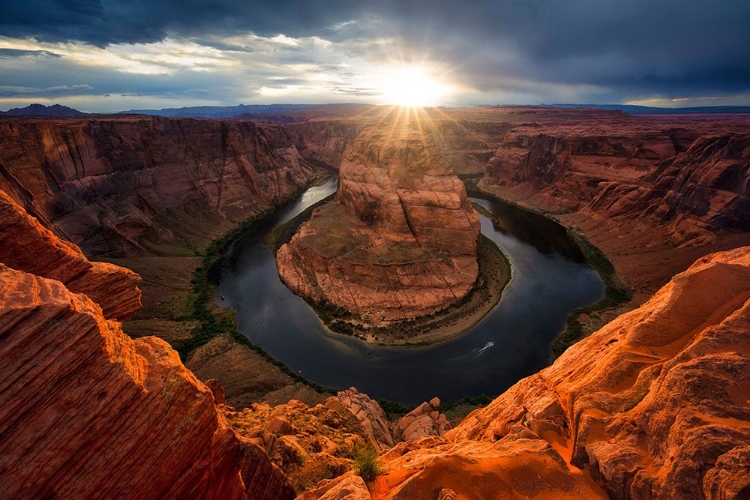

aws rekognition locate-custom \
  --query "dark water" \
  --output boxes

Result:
[215,178,605,405]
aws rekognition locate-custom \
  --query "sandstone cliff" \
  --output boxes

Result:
[0,191,294,499]
[360,246,750,499]
[479,115,750,307]
[277,120,481,325]
[0,190,142,321]
[0,116,320,256]
[286,120,366,168]
[483,121,750,245]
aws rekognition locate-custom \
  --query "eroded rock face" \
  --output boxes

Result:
[277,122,480,324]
[483,121,750,246]
[0,190,141,321]
[286,120,365,168]
[0,264,294,500]
[377,433,608,499]
[384,246,749,500]
[297,473,372,500]
[0,189,293,500]
[224,395,389,492]
[0,116,319,256]
[393,397,451,442]
[337,387,395,450]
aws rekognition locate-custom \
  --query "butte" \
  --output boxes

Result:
[276,119,481,330]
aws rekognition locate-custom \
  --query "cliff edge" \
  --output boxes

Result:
[346,246,750,499]
[0,191,294,500]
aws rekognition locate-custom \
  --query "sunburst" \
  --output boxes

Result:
[376,66,451,107]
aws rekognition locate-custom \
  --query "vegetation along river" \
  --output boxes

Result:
[215,177,605,405]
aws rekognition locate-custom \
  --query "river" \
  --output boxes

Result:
[215,177,605,405]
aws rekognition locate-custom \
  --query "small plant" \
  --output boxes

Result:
[353,446,382,482]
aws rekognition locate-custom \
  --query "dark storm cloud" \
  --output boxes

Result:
[0,48,61,58]
[374,0,750,101]
[0,0,365,46]
[0,83,92,97]
[1,0,749,103]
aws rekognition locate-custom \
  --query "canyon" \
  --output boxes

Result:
[0,106,749,498]
[0,115,320,257]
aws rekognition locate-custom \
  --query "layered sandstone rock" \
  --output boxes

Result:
[0,186,294,499]
[370,247,750,499]
[285,107,510,175]
[375,434,608,499]
[337,387,395,450]
[0,116,319,256]
[393,397,451,442]
[297,474,372,500]
[277,122,481,324]
[479,115,750,307]
[286,120,365,168]
[0,264,293,500]
[483,120,750,246]
[0,190,141,321]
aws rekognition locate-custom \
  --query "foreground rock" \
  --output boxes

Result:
[224,389,394,492]
[370,247,750,499]
[0,264,293,500]
[393,397,451,442]
[277,119,481,325]
[0,191,294,499]
[0,190,141,321]
[337,387,395,450]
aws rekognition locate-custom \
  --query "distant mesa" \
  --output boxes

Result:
[276,118,481,328]
[0,103,86,117]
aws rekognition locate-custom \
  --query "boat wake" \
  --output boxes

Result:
[472,341,495,356]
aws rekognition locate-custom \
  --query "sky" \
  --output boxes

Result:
[1,0,749,112]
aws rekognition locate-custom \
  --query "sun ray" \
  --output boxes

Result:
[375,65,451,108]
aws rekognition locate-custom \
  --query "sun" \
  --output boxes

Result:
[377,66,450,107]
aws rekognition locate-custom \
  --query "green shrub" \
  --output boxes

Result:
[353,446,382,482]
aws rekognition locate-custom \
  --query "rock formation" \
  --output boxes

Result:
[298,474,372,500]
[224,388,395,492]
[0,190,141,321]
[286,120,365,168]
[478,113,750,306]
[285,107,510,175]
[277,121,481,324]
[368,246,750,499]
[337,387,395,450]
[393,397,451,442]
[0,116,320,256]
[0,190,294,500]
[483,121,750,246]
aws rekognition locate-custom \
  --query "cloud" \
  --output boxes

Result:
[0,48,60,58]
[0,0,749,107]
[0,83,93,97]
